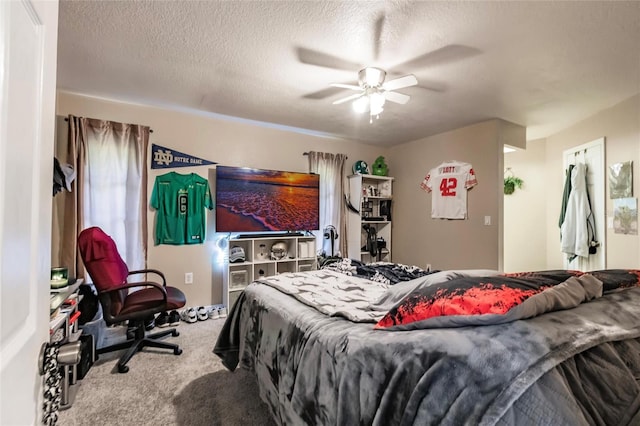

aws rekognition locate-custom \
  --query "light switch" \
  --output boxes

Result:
[484,216,491,226]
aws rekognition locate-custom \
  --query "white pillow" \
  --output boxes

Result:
[368,269,500,312]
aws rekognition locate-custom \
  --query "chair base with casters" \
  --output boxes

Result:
[97,319,183,374]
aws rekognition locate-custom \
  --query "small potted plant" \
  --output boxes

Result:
[504,173,524,195]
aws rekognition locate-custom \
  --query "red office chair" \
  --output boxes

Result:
[78,227,186,373]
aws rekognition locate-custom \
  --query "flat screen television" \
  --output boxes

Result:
[215,166,320,233]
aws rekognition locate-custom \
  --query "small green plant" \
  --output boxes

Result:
[504,176,524,195]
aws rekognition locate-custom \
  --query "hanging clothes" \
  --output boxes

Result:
[52,157,76,196]
[558,163,575,231]
[560,163,595,260]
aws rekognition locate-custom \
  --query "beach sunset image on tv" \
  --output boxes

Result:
[215,166,320,233]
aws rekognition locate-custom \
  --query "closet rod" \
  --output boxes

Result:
[63,117,153,133]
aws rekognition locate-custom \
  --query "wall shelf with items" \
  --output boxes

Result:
[347,174,393,263]
[223,234,317,309]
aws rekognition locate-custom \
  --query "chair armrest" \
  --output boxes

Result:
[128,269,167,286]
[100,281,167,300]
[98,281,168,324]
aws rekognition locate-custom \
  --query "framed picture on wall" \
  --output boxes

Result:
[609,161,633,199]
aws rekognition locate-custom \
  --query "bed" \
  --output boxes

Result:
[213,260,640,425]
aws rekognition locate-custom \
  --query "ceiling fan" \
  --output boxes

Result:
[330,67,418,123]
[297,11,481,123]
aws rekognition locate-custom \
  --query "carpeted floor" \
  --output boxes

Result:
[57,317,277,426]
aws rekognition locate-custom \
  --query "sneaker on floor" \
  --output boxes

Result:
[181,307,197,324]
[209,307,220,320]
[168,310,180,326]
[218,307,228,318]
[155,311,169,328]
[197,306,208,321]
[144,315,155,331]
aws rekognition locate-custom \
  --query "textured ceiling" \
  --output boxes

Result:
[57,1,640,147]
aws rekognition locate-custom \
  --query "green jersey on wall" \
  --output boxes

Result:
[150,172,213,245]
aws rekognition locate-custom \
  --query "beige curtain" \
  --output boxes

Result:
[307,151,347,257]
[55,116,149,279]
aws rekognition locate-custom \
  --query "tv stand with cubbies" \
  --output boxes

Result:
[223,234,317,309]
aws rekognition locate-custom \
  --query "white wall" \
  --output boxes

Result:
[503,139,547,272]
[56,92,388,306]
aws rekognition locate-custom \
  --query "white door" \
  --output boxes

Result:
[562,138,606,271]
[0,1,59,424]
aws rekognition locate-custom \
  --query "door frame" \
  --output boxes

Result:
[0,1,59,424]
[562,137,606,271]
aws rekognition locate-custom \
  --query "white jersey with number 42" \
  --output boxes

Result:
[420,161,478,219]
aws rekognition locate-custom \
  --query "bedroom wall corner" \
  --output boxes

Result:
[388,119,503,272]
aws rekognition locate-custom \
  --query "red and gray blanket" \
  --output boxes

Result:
[256,268,640,329]
[215,268,640,426]
[376,269,640,330]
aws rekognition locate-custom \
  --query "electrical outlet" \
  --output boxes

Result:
[484,216,491,226]
[185,272,193,284]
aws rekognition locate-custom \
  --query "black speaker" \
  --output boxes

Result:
[380,200,392,221]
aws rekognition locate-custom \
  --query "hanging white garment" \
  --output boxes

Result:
[561,163,591,259]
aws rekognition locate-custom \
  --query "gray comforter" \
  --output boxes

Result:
[214,281,640,425]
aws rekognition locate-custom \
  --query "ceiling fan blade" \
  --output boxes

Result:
[382,74,418,91]
[416,81,447,93]
[372,12,385,61]
[384,91,410,104]
[332,93,364,105]
[393,44,482,72]
[296,47,362,71]
[302,86,348,100]
[330,83,363,91]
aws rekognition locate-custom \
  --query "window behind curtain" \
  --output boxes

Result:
[56,116,149,279]
[82,122,147,271]
[307,151,347,257]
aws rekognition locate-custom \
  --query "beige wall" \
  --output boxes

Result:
[388,119,524,271]
[544,94,640,269]
[56,92,388,306]
[503,139,548,272]
[56,90,639,307]
[504,94,640,271]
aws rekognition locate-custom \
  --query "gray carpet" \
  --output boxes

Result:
[57,318,277,426]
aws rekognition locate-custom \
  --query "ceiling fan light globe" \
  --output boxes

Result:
[369,92,386,114]
[353,96,369,113]
[370,105,384,116]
